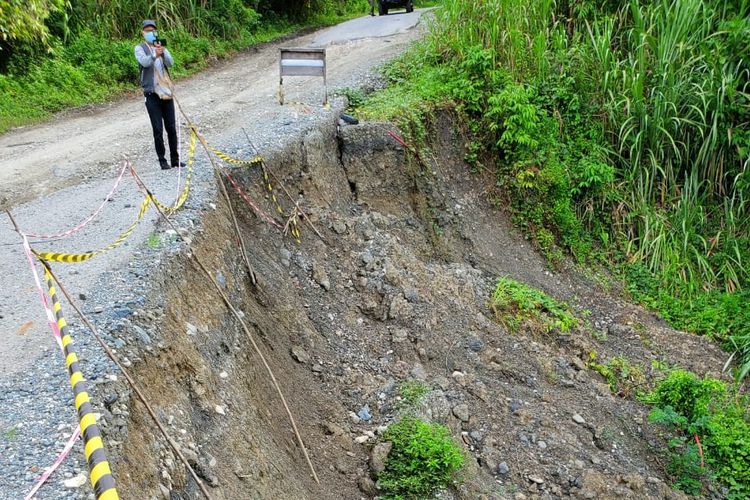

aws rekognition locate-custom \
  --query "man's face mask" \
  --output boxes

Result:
[144,31,157,43]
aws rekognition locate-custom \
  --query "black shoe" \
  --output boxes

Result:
[172,161,186,168]
[160,160,172,170]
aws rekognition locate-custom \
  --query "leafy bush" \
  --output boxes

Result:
[647,369,750,498]
[0,0,63,49]
[379,417,464,499]
[490,277,577,334]
[649,370,727,422]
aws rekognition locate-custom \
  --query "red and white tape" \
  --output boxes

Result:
[22,162,130,241]
[24,428,82,500]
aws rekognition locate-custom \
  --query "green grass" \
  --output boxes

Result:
[379,416,464,499]
[397,380,430,407]
[2,426,18,441]
[489,277,578,334]
[625,265,750,379]
[646,369,750,498]
[587,352,647,398]
[145,232,161,249]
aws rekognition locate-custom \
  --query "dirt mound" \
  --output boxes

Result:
[102,110,727,499]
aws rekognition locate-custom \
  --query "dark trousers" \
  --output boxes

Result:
[144,93,178,165]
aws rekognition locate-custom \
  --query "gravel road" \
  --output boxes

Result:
[0,11,428,499]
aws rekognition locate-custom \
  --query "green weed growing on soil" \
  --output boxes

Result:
[397,380,429,408]
[379,417,464,499]
[3,426,18,441]
[490,277,577,334]
[587,353,647,398]
[145,232,161,249]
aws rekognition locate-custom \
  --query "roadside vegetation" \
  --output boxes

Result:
[647,369,750,498]
[357,1,749,494]
[490,277,577,334]
[359,0,750,381]
[0,0,374,133]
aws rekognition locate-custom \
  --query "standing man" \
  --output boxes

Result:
[368,0,376,16]
[135,19,182,170]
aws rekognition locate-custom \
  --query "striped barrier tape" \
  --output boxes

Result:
[208,142,301,243]
[210,147,263,167]
[261,166,301,244]
[35,195,152,263]
[21,234,63,350]
[151,130,197,214]
[21,162,131,241]
[42,264,119,500]
[20,233,79,498]
[24,428,81,500]
[224,171,283,229]
[20,120,192,241]
[173,105,184,209]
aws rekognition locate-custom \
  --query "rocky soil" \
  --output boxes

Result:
[0,12,732,494]
[21,108,729,500]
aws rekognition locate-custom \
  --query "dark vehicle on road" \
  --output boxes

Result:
[378,0,414,15]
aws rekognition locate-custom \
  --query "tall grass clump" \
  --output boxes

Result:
[587,0,750,295]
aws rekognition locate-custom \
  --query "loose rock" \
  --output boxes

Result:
[312,262,331,291]
[370,441,392,477]
[452,403,470,422]
[291,346,310,364]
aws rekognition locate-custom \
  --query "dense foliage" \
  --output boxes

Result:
[360,0,750,379]
[0,0,367,132]
[0,0,64,47]
[648,369,750,497]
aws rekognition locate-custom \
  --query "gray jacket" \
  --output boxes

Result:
[134,42,174,94]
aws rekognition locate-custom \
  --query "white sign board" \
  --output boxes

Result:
[279,48,327,105]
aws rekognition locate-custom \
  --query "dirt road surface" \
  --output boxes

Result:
[0,10,428,377]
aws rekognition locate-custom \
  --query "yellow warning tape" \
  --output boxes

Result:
[42,265,119,500]
[36,195,152,263]
[210,147,263,167]
[151,130,197,214]
[209,143,301,244]
[262,166,301,244]
[38,132,196,263]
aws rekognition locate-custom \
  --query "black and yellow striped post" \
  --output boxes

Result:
[43,264,119,499]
